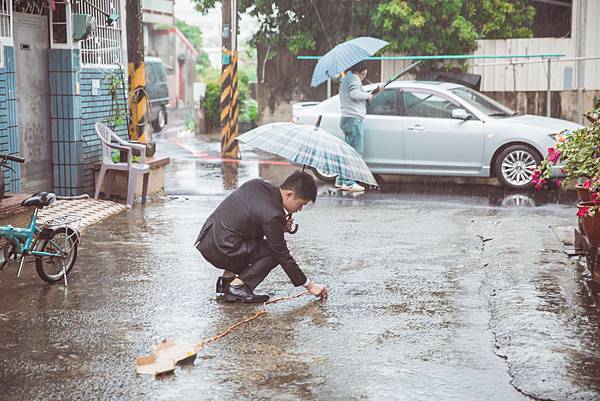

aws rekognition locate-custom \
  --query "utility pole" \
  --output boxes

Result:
[220,0,239,158]
[126,0,151,148]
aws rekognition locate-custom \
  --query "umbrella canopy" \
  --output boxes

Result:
[236,122,378,187]
[310,37,389,87]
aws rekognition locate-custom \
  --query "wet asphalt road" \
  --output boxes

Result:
[1,124,600,400]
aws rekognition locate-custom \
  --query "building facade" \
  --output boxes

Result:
[143,0,198,109]
[0,0,129,196]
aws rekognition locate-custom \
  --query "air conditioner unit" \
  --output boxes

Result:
[72,14,96,41]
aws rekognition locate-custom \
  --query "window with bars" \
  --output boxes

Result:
[75,0,124,65]
[0,0,12,66]
[51,0,68,44]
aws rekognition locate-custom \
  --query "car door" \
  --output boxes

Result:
[362,88,405,171]
[400,88,485,174]
[154,62,170,105]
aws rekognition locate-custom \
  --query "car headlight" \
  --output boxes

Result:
[549,129,571,142]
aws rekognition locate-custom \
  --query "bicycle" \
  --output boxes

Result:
[0,154,80,286]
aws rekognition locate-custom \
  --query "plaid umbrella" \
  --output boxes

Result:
[310,37,389,87]
[236,121,378,187]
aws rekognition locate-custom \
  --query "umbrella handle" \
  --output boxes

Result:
[286,213,299,234]
[315,115,322,128]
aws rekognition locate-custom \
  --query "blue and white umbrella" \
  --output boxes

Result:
[310,37,389,87]
[236,121,378,187]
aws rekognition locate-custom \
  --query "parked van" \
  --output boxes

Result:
[145,57,170,132]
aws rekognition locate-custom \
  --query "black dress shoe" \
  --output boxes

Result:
[216,276,235,294]
[223,283,269,303]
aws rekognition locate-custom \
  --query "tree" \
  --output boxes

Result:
[174,19,211,75]
[175,19,203,51]
[373,0,535,55]
[191,0,534,58]
[190,1,536,108]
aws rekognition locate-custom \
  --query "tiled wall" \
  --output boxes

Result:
[49,49,82,196]
[0,46,21,194]
[80,66,128,194]
[49,49,127,195]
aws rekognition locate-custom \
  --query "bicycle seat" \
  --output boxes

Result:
[21,192,56,208]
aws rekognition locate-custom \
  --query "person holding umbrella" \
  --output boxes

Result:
[195,171,328,303]
[335,61,382,192]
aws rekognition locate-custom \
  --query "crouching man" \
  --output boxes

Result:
[195,171,327,303]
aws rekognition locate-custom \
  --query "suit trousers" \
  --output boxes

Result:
[199,239,279,290]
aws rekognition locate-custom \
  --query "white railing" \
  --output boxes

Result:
[0,0,11,66]
[76,0,124,65]
[0,0,10,39]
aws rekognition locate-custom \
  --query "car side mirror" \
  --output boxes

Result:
[451,108,470,120]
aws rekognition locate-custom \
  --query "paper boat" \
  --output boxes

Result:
[135,355,176,376]
[152,339,199,365]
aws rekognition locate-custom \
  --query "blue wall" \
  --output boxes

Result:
[80,66,128,194]
[0,46,21,194]
[0,47,129,196]
[49,49,127,195]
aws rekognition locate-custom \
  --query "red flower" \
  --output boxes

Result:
[547,148,561,164]
[592,192,599,203]
[578,207,590,218]
[583,179,593,189]
[555,179,562,188]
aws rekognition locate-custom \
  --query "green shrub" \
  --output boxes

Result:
[202,68,256,131]
[239,98,258,124]
[204,81,221,131]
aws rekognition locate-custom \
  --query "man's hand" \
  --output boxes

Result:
[285,217,294,233]
[307,282,328,299]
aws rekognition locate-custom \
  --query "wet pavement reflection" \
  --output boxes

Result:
[0,128,599,400]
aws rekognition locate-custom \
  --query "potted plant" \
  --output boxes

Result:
[534,104,600,245]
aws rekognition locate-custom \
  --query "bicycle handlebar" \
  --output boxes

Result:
[0,154,25,163]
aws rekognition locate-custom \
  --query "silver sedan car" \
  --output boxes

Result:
[292,81,582,188]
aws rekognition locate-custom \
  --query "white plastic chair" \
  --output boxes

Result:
[94,123,150,208]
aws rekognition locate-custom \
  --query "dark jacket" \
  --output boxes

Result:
[195,179,307,286]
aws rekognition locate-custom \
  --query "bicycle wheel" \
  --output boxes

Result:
[35,227,78,283]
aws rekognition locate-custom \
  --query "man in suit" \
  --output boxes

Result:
[195,171,327,303]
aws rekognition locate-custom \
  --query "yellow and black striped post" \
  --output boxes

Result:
[230,50,239,150]
[128,62,149,143]
[220,50,239,158]
[125,0,149,144]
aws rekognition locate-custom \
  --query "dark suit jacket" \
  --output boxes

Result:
[195,179,307,286]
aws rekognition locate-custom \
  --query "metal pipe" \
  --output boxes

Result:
[576,0,587,125]
[298,53,566,61]
[547,58,552,117]
[473,55,600,68]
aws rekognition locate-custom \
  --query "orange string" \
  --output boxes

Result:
[196,291,311,349]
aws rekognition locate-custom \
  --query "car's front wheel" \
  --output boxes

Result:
[494,144,542,189]
[311,167,337,183]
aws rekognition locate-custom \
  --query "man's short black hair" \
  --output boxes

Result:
[348,61,368,74]
[280,171,317,203]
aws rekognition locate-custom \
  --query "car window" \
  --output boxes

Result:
[146,63,157,85]
[367,89,397,116]
[449,86,516,117]
[402,90,458,119]
[155,63,167,82]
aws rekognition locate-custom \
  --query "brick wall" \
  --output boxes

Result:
[0,46,21,194]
